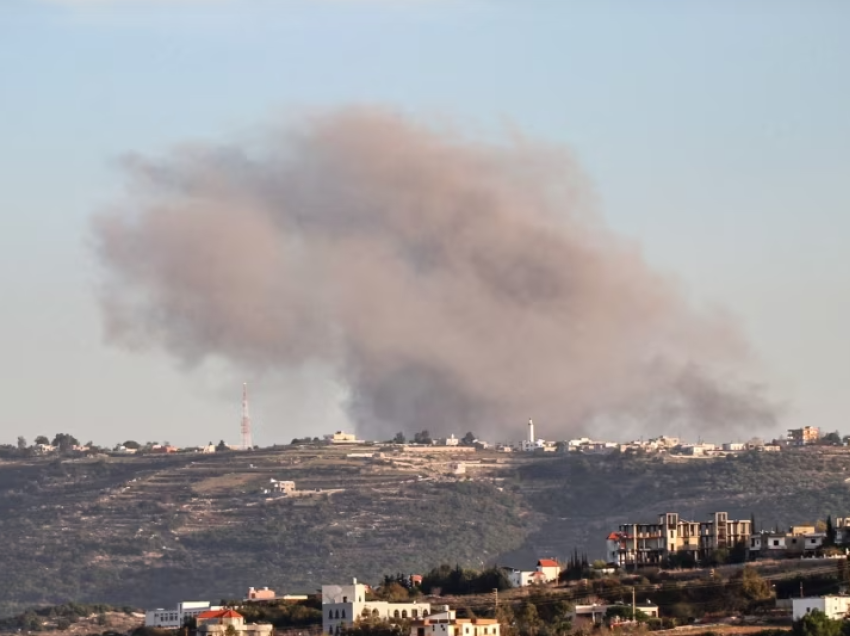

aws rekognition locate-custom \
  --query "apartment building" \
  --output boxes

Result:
[608,512,751,567]
[322,579,431,635]
[787,427,820,446]
[411,609,499,636]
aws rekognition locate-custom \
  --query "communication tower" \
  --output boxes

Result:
[241,383,253,450]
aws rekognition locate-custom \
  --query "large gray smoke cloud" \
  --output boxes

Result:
[93,108,775,441]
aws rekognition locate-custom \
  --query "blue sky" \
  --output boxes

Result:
[1,0,848,446]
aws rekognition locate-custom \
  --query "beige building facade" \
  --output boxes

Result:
[608,512,751,566]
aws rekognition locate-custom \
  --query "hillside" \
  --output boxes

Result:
[514,448,850,563]
[2,447,850,617]
[0,448,532,617]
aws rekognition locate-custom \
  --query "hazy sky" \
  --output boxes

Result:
[1,0,848,447]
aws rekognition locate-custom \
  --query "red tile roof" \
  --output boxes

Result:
[198,610,243,620]
[538,559,560,567]
[607,532,621,541]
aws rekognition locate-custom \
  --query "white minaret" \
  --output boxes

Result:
[528,418,535,443]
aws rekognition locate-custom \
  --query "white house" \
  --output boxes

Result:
[503,559,561,587]
[792,596,850,620]
[322,579,432,635]
[196,609,273,636]
[145,602,219,628]
[410,608,499,636]
[536,559,561,582]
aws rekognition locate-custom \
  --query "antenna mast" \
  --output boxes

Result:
[241,383,253,450]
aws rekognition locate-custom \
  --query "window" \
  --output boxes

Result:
[342,610,346,619]
[329,611,334,619]
[402,610,408,619]
[335,610,340,619]
[394,610,400,619]
[773,540,779,546]
[413,610,419,618]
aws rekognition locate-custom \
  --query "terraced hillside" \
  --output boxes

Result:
[4,446,850,618]
[0,448,534,617]
[513,448,850,563]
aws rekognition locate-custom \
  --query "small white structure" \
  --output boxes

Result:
[145,601,219,628]
[270,480,296,495]
[571,603,659,624]
[792,596,850,620]
[442,434,460,447]
[325,431,364,445]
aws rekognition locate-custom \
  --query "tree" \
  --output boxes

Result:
[461,432,476,446]
[216,440,229,452]
[826,515,837,546]
[51,433,80,451]
[822,431,842,446]
[413,430,432,445]
[17,436,27,450]
[34,435,49,445]
[515,602,541,636]
[392,432,406,444]
[123,440,141,450]
[792,610,843,636]
[729,540,748,564]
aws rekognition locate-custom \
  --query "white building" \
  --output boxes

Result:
[145,602,219,628]
[443,435,460,447]
[271,480,296,495]
[325,431,364,445]
[323,579,431,635]
[410,608,499,636]
[196,609,273,636]
[503,559,561,587]
[571,603,659,624]
[792,596,850,620]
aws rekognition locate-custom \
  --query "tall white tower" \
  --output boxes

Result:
[241,383,253,451]
[528,419,535,443]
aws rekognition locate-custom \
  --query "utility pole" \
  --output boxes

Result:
[632,586,636,619]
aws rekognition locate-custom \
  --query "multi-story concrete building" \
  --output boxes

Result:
[322,579,431,635]
[787,427,820,446]
[411,609,499,636]
[608,512,751,567]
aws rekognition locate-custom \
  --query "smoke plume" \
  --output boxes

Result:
[92,108,775,441]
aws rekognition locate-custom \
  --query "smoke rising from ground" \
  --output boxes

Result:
[92,108,775,441]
